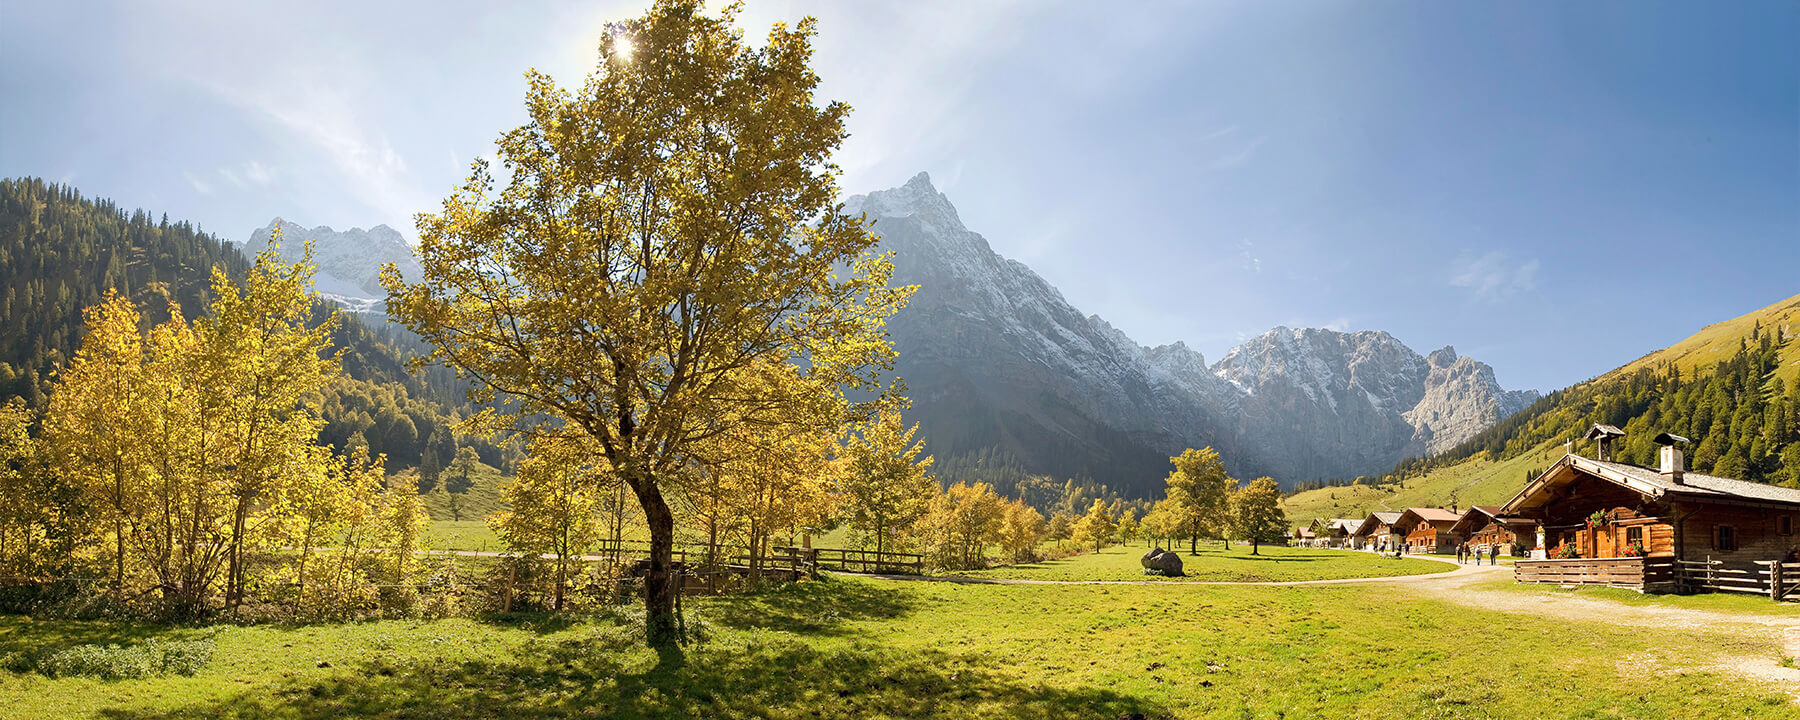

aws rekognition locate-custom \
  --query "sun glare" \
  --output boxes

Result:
[614,35,635,62]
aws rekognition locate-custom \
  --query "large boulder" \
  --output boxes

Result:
[1140,548,1165,569]
[1141,548,1184,576]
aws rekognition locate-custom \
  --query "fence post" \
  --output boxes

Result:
[1771,562,1782,601]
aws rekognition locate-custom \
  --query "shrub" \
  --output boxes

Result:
[31,638,214,680]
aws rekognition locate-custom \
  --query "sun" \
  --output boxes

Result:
[613,35,635,62]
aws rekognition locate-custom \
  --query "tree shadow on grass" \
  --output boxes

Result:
[697,574,914,636]
[0,617,207,657]
[97,625,1169,720]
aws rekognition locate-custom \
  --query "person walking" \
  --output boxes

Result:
[1489,544,1499,565]
[1456,544,1466,565]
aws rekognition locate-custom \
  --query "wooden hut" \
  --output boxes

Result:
[1506,427,1800,593]
[1394,507,1465,554]
[1447,505,1539,557]
[1352,511,1403,551]
[1308,518,1361,548]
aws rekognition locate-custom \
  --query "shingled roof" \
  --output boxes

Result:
[1352,511,1404,537]
[1403,507,1463,524]
[1448,504,1538,537]
[1504,453,1800,513]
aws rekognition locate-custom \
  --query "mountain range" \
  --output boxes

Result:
[237,178,1536,495]
[844,173,1537,494]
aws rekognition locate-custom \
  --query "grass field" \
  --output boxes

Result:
[3,573,1792,719]
[953,543,1451,583]
[423,520,503,552]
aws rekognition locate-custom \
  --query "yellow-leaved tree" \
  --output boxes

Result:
[1116,507,1140,546]
[839,410,937,556]
[492,433,606,611]
[1073,498,1116,553]
[922,481,1005,571]
[1162,447,1233,554]
[42,291,152,596]
[193,238,342,611]
[1229,476,1288,555]
[382,0,911,644]
[0,398,72,577]
[996,499,1046,563]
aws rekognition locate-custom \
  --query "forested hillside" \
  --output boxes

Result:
[0,177,511,472]
[1286,293,1800,520]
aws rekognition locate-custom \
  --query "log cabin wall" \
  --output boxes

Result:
[1672,502,1800,568]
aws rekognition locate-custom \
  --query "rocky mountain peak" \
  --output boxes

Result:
[850,172,1540,488]
[244,218,422,312]
[846,172,964,231]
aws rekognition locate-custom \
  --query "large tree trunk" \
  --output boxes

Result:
[629,470,679,647]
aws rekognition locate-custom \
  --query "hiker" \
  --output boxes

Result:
[1455,545,1464,564]
[1489,544,1499,565]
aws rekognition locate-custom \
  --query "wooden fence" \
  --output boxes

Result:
[771,546,924,575]
[1514,557,1675,591]
[1675,558,1800,600]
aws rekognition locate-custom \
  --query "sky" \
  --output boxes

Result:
[1,1,1795,392]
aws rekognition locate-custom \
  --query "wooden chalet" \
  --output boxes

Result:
[1351,511,1403,551]
[1508,426,1800,595]
[1394,507,1465,554]
[1308,518,1360,548]
[1447,505,1539,557]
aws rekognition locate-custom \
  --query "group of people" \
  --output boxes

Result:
[1456,543,1501,565]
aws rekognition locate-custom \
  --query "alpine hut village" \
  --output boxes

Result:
[3,1,1798,717]
[1507,426,1800,596]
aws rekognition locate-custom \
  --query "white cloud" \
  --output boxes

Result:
[184,171,214,196]
[1196,125,1240,142]
[1237,238,1261,272]
[1450,251,1539,301]
[203,75,427,229]
[216,161,274,189]
[242,160,273,185]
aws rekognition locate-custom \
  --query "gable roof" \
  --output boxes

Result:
[1447,504,1538,537]
[1503,453,1800,514]
[1393,507,1464,533]
[1352,511,1404,537]
[1405,507,1463,524]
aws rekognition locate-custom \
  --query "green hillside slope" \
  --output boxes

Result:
[0,177,524,473]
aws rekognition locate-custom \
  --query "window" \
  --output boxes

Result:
[1780,516,1793,536]
[1715,525,1738,552]
[1626,527,1643,546]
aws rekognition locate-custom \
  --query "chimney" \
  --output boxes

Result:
[1654,432,1689,484]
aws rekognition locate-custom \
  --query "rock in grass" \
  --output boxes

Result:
[1140,548,1165,568]
[1140,548,1184,576]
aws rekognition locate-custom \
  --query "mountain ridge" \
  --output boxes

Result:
[848,172,1537,494]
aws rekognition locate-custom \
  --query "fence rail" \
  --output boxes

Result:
[771,546,924,575]
[1514,557,1673,590]
[1675,558,1800,600]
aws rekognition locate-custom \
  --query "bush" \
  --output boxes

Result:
[29,637,214,680]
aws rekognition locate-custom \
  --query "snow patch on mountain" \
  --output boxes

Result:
[244,219,422,313]
[850,172,1538,486]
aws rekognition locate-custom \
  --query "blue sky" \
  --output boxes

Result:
[1,1,1794,392]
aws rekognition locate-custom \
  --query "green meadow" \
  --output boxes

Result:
[4,572,1792,719]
